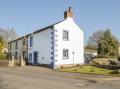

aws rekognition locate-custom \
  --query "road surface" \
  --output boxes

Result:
[0,66,120,89]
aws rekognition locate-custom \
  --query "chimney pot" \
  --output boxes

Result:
[64,7,73,19]
[69,7,72,12]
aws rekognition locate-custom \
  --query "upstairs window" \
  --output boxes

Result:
[63,49,69,59]
[63,30,69,41]
[30,36,33,47]
[15,41,18,49]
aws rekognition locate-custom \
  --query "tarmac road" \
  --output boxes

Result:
[0,67,120,89]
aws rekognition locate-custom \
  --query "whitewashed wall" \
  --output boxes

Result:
[8,17,84,69]
[9,38,23,60]
[53,17,84,67]
[28,28,52,65]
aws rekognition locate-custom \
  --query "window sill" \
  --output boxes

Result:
[63,40,69,41]
[63,58,69,59]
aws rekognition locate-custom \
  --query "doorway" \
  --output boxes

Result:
[34,51,38,66]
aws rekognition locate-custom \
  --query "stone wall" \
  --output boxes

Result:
[0,60,9,67]
[0,56,26,67]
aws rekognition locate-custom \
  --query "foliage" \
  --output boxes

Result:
[85,30,104,51]
[0,36,7,59]
[98,29,119,58]
[86,29,119,58]
[0,53,7,59]
[118,56,120,61]
[0,36,5,52]
[110,70,119,74]
[0,27,19,43]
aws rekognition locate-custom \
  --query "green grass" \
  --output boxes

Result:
[58,66,120,75]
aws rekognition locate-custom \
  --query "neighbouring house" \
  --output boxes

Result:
[8,7,84,69]
[84,51,97,63]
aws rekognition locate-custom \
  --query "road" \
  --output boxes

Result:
[0,66,120,89]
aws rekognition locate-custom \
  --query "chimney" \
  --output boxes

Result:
[64,7,73,19]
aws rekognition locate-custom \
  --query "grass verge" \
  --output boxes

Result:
[58,65,120,76]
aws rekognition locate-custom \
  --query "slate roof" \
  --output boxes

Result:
[8,20,64,44]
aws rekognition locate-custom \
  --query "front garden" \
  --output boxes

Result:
[58,65,120,76]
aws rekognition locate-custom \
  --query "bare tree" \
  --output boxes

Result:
[0,27,19,43]
[86,30,104,51]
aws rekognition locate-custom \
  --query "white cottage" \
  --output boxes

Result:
[8,7,84,69]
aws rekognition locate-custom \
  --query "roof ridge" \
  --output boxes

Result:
[8,20,64,43]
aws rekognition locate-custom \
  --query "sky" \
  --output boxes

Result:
[0,0,120,44]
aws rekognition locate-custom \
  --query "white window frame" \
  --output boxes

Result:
[30,36,33,47]
[15,41,18,49]
[63,30,69,41]
[63,49,69,59]
[29,53,32,61]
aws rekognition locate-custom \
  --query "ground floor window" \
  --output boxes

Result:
[29,53,32,61]
[15,52,17,59]
[63,49,69,59]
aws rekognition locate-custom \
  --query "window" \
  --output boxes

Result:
[63,30,69,41]
[29,53,32,61]
[15,41,18,49]
[15,52,17,59]
[63,49,69,59]
[30,36,33,47]
[9,52,11,58]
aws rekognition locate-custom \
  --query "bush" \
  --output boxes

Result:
[97,55,108,58]
[118,56,120,61]
[110,70,119,74]
[90,69,94,72]
[76,64,80,67]
[61,66,64,69]
[0,53,7,59]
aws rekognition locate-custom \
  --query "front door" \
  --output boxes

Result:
[34,52,38,66]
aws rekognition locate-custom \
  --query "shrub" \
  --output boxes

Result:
[76,64,80,67]
[96,55,108,58]
[110,70,119,74]
[61,66,64,69]
[0,53,7,59]
[118,56,120,61]
[90,69,94,72]
[74,68,77,71]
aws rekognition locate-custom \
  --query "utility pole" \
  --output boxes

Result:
[72,51,75,67]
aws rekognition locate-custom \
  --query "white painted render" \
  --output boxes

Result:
[53,17,84,67]
[9,39,23,60]
[28,28,52,65]
[8,16,84,68]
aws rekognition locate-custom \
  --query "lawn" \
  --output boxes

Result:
[58,65,120,75]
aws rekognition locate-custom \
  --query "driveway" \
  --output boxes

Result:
[0,66,120,89]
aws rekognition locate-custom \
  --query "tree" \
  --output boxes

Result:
[7,28,19,42]
[98,29,119,58]
[85,30,104,51]
[86,29,119,58]
[0,36,5,52]
[0,27,19,43]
